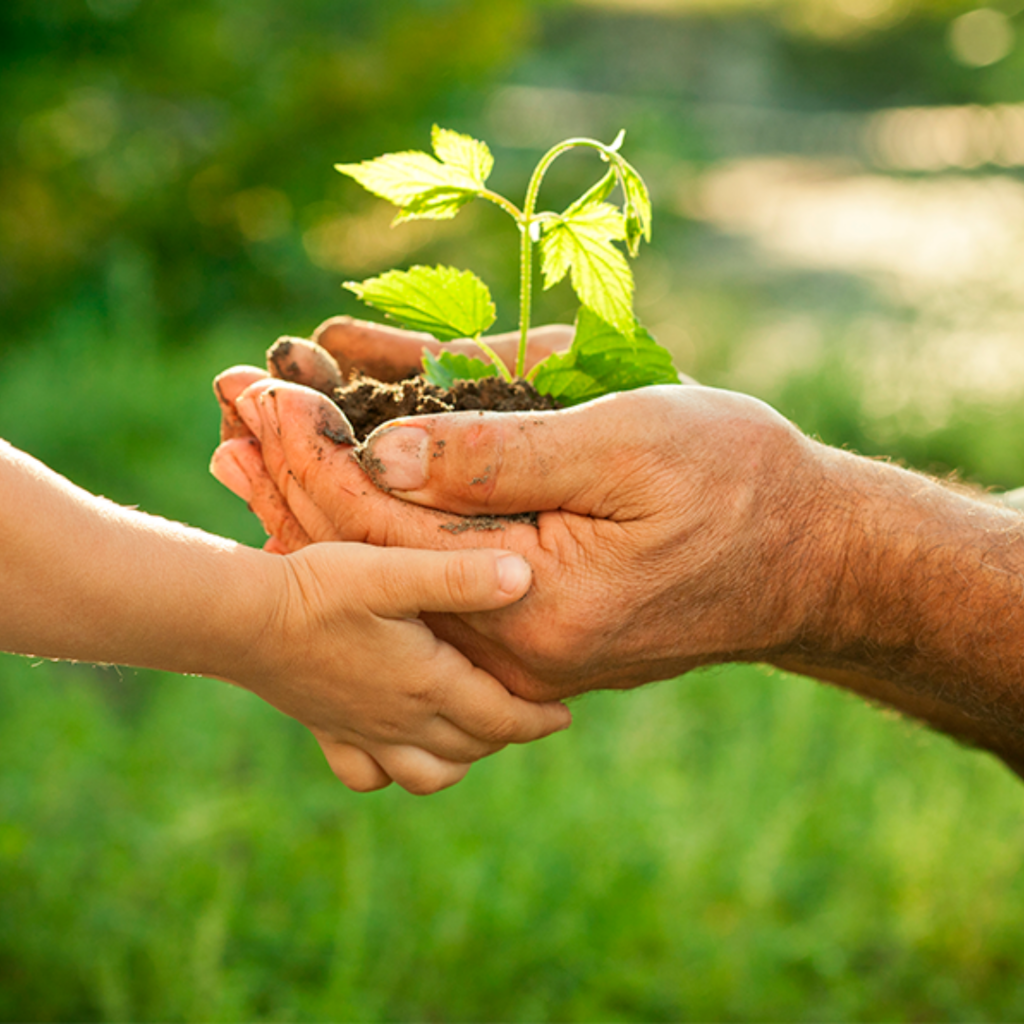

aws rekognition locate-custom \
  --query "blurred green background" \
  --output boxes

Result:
[4,0,1024,1020]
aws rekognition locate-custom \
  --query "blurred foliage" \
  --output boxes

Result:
[3,658,1024,1022]
[4,0,1023,358]
[0,0,538,350]
[4,0,1024,1021]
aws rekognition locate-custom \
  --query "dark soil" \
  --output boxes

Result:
[333,373,561,442]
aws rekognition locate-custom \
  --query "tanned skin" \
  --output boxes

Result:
[776,446,1024,777]
[211,318,1024,779]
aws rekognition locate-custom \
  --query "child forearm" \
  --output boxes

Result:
[0,438,569,794]
[0,438,268,676]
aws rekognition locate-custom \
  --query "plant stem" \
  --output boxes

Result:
[479,190,524,223]
[477,189,530,383]
[516,138,619,377]
[517,221,534,380]
[473,336,514,383]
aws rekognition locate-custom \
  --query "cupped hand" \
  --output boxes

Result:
[309,315,573,383]
[212,375,831,702]
[241,540,571,795]
[213,315,574,444]
[211,316,575,793]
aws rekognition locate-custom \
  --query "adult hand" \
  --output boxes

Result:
[309,315,573,384]
[214,315,574,445]
[212,375,825,701]
[213,358,1024,777]
[355,394,1024,775]
[210,316,576,791]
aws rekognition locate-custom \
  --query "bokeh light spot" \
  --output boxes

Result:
[948,8,1015,68]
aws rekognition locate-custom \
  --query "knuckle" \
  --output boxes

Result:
[478,710,520,744]
[442,553,481,606]
[460,421,506,502]
[407,674,444,710]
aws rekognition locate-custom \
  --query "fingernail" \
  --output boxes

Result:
[261,388,281,437]
[211,450,254,502]
[316,405,356,447]
[365,425,429,491]
[496,553,532,597]
[234,393,261,435]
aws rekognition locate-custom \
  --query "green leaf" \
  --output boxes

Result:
[422,350,499,388]
[345,265,496,342]
[539,203,634,338]
[564,169,617,217]
[531,307,679,406]
[335,152,475,209]
[393,189,477,224]
[430,125,494,185]
[563,157,650,257]
[581,135,651,257]
[617,160,652,256]
[579,132,651,256]
[335,126,492,223]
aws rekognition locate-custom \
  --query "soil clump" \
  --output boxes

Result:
[333,373,560,442]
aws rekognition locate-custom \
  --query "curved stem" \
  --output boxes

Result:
[478,189,524,223]
[473,336,514,383]
[517,138,620,376]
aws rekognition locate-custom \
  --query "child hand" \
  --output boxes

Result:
[237,542,572,795]
[0,439,567,798]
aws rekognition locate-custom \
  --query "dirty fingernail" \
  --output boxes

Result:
[234,393,261,435]
[268,336,343,394]
[211,449,254,502]
[365,425,429,491]
[260,388,281,437]
[496,553,532,597]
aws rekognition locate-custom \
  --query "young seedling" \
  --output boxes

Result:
[336,125,679,405]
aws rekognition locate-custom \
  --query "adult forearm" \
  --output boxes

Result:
[0,440,270,676]
[776,445,1024,762]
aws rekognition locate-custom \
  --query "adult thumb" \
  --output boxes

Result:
[358,390,658,517]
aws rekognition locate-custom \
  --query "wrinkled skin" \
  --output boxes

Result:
[211,318,822,702]
[211,318,1024,780]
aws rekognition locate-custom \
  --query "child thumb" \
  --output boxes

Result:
[359,545,533,617]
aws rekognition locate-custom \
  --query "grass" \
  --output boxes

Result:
[2,657,1023,1022]
[3,307,1024,1021]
